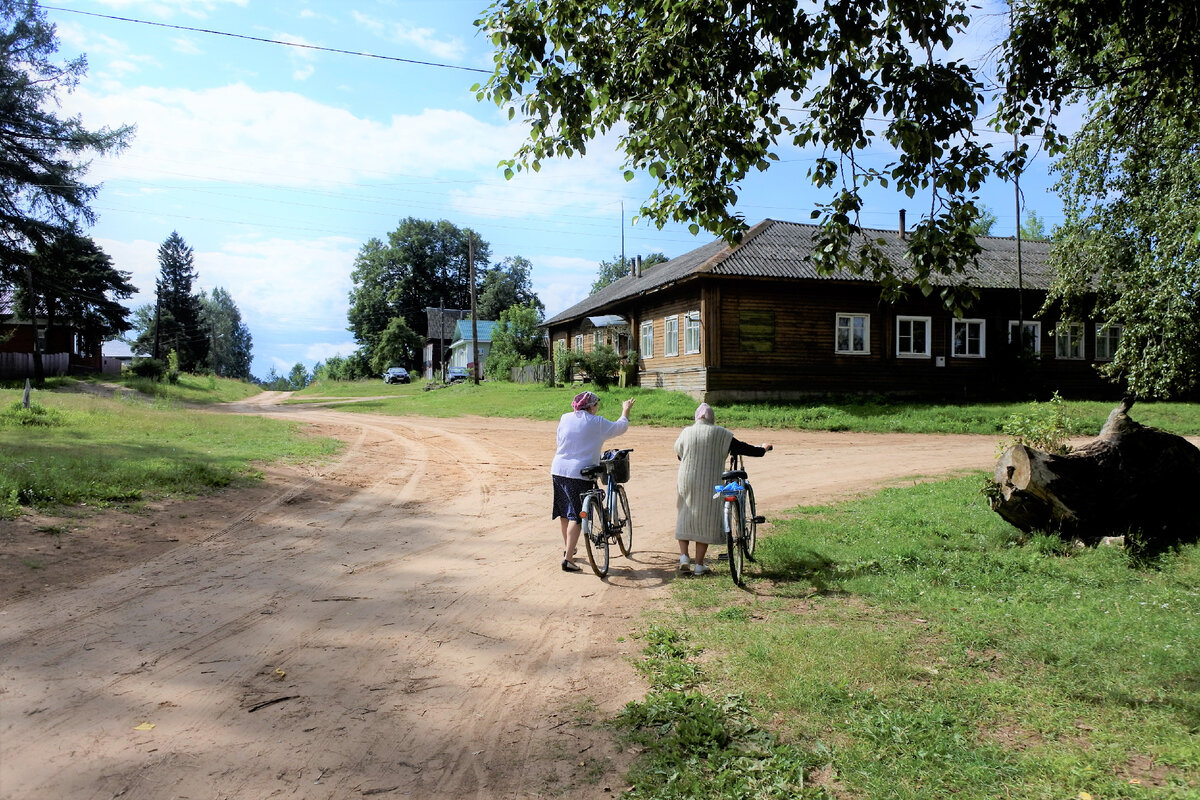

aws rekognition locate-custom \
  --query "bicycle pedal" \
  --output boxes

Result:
[715,552,729,562]
[752,516,766,524]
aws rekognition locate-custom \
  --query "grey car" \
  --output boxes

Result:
[384,366,410,384]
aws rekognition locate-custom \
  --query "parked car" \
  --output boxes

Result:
[446,366,469,382]
[383,366,410,384]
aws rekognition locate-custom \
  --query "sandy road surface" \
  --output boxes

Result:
[0,394,1003,799]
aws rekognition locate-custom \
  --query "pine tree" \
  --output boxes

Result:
[154,231,208,372]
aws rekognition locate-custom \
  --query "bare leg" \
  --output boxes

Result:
[677,540,691,558]
[564,519,582,562]
[694,542,709,566]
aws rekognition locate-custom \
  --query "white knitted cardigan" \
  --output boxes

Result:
[673,420,734,544]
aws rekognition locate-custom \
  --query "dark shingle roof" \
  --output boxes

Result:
[545,219,1053,325]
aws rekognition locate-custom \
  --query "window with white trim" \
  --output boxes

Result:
[640,321,654,358]
[1007,320,1042,354]
[896,316,931,358]
[835,313,870,354]
[663,315,679,357]
[952,319,986,358]
[593,331,604,349]
[1055,322,1085,359]
[573,334,583,352]
[1095,323,1122,361]
[684,311,701,354]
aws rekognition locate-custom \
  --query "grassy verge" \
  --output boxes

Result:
[291,379,1200,436]
[0,381,341,518]
[618,476,1199,799]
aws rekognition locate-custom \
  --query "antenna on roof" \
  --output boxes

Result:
[620,199,626,271]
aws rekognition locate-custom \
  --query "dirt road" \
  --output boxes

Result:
[0,395,1001,799]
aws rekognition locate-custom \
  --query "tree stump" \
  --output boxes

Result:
[990,398,1200,550]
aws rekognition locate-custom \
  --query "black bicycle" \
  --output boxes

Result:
[578,448,634,578]
[712,452,765,586]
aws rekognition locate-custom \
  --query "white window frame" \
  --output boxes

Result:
[896,316,931,358]
[593,330,604,349]
[1055,322,1085,360]
[951,318,986,358]
[639,321,654,359]
[573,334,583,352]
[1008,320,1042,355]
[835,313,870,354]
[684,311,701,354]
[663,315,679,357]
[1095,322,1122,362]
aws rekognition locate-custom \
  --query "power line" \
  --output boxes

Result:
[35,3,492,74]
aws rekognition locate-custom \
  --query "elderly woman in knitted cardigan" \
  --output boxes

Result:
[674,403,771,576]
[551,390,635,572]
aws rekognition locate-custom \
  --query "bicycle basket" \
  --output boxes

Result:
[603,450,631,483]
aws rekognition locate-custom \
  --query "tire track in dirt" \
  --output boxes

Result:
[1,401,1006,799]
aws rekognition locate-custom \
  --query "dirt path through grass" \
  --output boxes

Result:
[0,394,1003,799]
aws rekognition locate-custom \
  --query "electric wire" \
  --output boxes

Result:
[35,4,492,74]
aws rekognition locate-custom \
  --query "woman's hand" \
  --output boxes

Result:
[621,398,635,418]
[762,443,773,452]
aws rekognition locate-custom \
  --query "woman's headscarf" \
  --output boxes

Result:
[572,391,600,411]
[694,402,714,423]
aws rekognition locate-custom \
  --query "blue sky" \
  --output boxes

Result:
[43,0,1068,379]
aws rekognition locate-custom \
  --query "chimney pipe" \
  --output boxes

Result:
[899,208,906,239]
[635,254,642,278]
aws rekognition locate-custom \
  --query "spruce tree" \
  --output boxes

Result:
[154,231,208,372]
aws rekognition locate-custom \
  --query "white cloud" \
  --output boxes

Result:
[67,83,523,189]
[56,22,158,80]
[351,11,465,62]
[87,0,248,19]
[531,255,603,317]
[304,340,358,363]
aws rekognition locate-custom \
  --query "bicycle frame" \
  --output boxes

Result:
[713,452,755,585]
[579,448,633,577]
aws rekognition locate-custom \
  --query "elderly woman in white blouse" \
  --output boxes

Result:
[674,403,771,576]
[550,390,635,572]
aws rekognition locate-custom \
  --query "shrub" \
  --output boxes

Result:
[998,391,1081,454]
[575,345,621,390]
[0,401,65,427]
[127,358,165,381]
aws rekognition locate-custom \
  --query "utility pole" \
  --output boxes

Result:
[469,234,479,385]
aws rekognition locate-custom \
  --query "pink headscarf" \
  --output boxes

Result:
[572,391,600,411]
[694,403,714,423]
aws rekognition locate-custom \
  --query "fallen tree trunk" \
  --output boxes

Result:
[990,398,1200,550]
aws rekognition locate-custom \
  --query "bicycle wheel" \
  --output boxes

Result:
[611,484,633,557]
[725,499,745,586]
[744,483,758,561]
[583,498,610,578]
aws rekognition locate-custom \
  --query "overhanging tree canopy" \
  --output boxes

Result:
[475,0,1200,395]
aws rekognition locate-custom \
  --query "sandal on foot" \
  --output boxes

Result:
[561,559,582,572]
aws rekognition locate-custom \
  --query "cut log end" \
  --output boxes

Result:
[990,400,1200,551]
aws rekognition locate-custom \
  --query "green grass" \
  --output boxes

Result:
[289,379,1200,435]
[0,381,341,518]
[619,477,1199,799]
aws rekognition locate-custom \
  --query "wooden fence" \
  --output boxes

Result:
[0,352,69,379]
[510,362,553,384]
